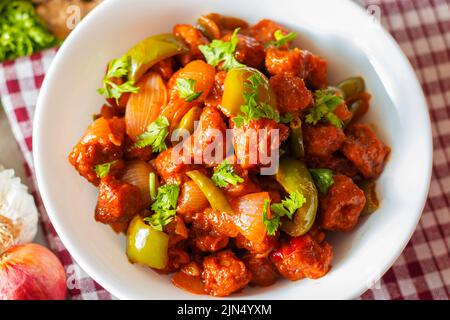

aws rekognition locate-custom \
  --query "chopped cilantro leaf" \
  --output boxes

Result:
[94,160,117,179]
[262,199,280,236]
[97,55,139,104]
[232,72,281,127]
[135,116,170,152]
[265,30,297,48]
[305,89,344,128]
[176,78,202,102]
[199,28,245,71]
[144,184,180,231]
[211,160,244,188]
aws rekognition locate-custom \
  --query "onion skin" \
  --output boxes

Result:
[231,192,271,245]
[125,72,167,142]
[121,161,159,207]
[177,180,210,215]
[162,60,215,128]
[0,244,66,300]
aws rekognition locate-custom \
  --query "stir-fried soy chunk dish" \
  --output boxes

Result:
[68,14,390,297]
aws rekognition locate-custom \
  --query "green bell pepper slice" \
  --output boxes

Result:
[358,180,379,216]
[126,215,169,269]
[126,33,188,82]
[221,67,276,117]
[336,77,365,100]
[275,157,318,236]
[186,170,234,214]
[174,106,202,135]
[289,117,305,158]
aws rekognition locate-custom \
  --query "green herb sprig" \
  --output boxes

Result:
[144,184,180,231]
[265,30,297,48]
[0,1,58,62]
[97,55,139,104]
[305,90,344,128]
[262,191,306,236]
[176,78,202,102]
[199,28,245,71]
[211,160,244,188]
[135,116,170,152]
[232,72,283,127]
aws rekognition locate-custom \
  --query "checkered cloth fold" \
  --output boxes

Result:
[0,0,448,300]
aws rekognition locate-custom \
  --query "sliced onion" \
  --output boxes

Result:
[81,117,125,146]
[121,161,159,206]
[231,192,271,245]
[162,60,215,127]
[176,180,209,215]
[125,72,167,142]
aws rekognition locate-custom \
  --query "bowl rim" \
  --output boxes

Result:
[33,0,433,300]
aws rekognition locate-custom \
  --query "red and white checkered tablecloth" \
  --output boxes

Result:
[0,0,448,300]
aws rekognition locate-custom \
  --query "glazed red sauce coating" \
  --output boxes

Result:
[220,163,261,197]
[221,33,265,69]
[271,234,333,280]
[248,19,289,44]
[191,233,229,253]
[150,57,175,81]
[189,106,227,166]
[319,175,366,231]
[68,117,125,185]
[243,255,279,287]
[231,118,289,169]
[191,208,239,238]
[69,16,392,297]
[265,48,305,76]
[270,74,313,114]
[157,247,191,274]
[202,250,252,297]
[205,70,227,110]
[164,216,189,247]
[95,176,143,224]
[124,138,153,161]
[235,233,278,257]
[306,155,359,178]
[303,124,345,158]
[173,24,209,65]
[265,48,328,89]
[341,124,390,179]
[153,147,190,184]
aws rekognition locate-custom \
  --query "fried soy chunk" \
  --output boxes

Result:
[319,174,366,231]
[271,234,333,280]
[95,176,143,224]
[341,124,390,179]
[303,124,345,159]
[202,250,252,297]
[270,74,313,114]
[69,117,126,185]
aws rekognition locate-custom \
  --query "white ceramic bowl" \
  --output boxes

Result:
[34,0,432,299]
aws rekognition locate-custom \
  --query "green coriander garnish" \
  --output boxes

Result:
[94,160,117,179]
[97,55,139,104]
[176,78,202,102]
[135,116,170,152]
[211,160,244,188]
[265,30,297,48]
[199,28,245,71]
[305,89,344,128]
[232,72,281,127]
[144,184,180,231]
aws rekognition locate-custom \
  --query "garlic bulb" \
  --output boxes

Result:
[0,166,38,254]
